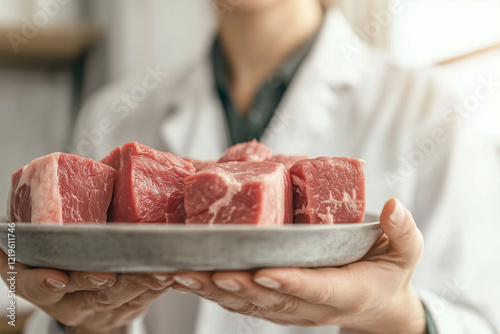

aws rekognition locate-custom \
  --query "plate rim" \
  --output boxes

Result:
[0,221,380,233]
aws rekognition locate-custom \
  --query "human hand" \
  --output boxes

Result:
[0,253,174,334]
[170,198,427,334]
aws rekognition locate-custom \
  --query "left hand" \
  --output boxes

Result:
[170,198,427,334]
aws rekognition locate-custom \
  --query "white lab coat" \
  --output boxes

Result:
[26,9,500,334]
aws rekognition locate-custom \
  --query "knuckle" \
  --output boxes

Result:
[267,297,299,313]
[236,303,263,316]
[85,292,117,311]
[308,286,332,304]
[348,297,370,314]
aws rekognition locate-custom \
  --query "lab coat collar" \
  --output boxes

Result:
[305,8,368,89]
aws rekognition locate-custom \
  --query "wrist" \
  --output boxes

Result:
[345,286,427,334]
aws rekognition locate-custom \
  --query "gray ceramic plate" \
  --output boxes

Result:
[0,215,381,272]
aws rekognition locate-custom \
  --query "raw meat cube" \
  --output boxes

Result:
[268,154,309,169]
[291,157,366,224]
[7,153,116,224]
[218,140,272,163]
[184,158,215,171]
[184,161,293,225]
[101,142,195,223]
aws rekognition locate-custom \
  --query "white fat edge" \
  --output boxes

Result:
[206,172,242,225]
[19,153,63,224]
[291,174,306,189]
[6,165,26,221]
[260,165,287,226]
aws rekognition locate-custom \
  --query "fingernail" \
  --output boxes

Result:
[88,276,110,287]
[254,277,280,290]
[389,199,406,224]
[152,274,170,282]
[46,278,66,290]
[173,276,201,290]
[172,286,191,294]
[214,279,241,292]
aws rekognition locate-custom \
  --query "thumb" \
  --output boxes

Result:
[380,198,424,265]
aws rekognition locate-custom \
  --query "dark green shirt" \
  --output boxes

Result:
[211,35,317,145]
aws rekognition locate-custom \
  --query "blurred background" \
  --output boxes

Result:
[0,0,499,332]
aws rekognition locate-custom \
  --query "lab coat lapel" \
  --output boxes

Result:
[159,58,229,159]
[262,9,367,157]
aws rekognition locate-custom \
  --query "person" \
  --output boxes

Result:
[2,0,499,333]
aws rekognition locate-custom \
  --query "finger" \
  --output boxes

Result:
[88,273,170,309]
[212,271,338,325]
[65,272,117,292]
[49,273,171,326]
[172,272,250,310]
[253,267,374,312]
[121,286,171,309]
[0,249,70,306]
[380,198,424,265]
[79,286,172,332]
[14,268,69,305]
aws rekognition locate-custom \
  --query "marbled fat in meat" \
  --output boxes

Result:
[184,161,293,225]
[290,157,366,224]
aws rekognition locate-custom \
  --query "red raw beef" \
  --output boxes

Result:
[290,157,366,224]
[268,154,310,169]
[101,142,195,223]
[184,161,292,225]
[218,140,272,163]
[7,153,116,224]
[184,158,215,171]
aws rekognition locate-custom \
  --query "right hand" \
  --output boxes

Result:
[0,250,173,334]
